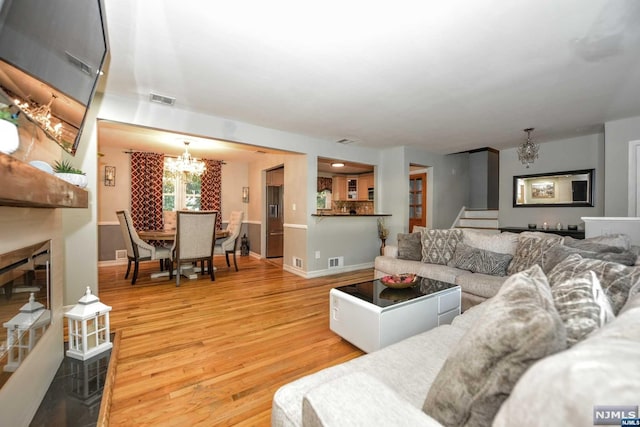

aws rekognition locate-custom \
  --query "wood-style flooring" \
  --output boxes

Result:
[98,256,369,426]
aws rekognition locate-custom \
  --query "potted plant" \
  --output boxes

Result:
[52,159,88,188]
[0,102,20,155]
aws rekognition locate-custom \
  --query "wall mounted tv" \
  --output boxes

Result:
[0,0,107,155]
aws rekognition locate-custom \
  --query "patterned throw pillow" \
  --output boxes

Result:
[422,265,566,426]
[551,270,614,346]
[507,234,562,275]
[448,243,513,276]
[396,232,422,261]
[420,229,463,265]
[547,254,640,315]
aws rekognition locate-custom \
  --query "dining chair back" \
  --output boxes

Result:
[215,210,244,271]
[169,210,218,286]
[116,210,170,285]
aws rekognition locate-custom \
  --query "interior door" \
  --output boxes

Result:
[409,173,427,232]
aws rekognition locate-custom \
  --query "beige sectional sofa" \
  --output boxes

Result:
[272,230,640,427]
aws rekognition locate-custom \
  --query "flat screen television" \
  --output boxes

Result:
[0,0,107,155]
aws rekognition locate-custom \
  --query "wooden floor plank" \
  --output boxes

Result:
[98,256,368,426]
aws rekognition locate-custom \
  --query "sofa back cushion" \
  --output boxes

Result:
[542,244,638,273]
[396,232,422,261]
[420,229,463,265]
[462,230,519,255]
[422,265,566,426]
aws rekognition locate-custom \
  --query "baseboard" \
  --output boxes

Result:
[283,261,374,279]
[98,259,128,267]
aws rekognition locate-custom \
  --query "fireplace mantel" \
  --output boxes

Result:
[0,153,88,208]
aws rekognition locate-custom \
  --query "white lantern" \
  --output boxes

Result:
[65,287,112,360]
[2,293,50,372]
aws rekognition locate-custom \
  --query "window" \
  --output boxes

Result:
[316,189,332,210]
[163,161,202,211]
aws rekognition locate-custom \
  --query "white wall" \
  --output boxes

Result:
[499,133,604,229]
[604,115,640,216]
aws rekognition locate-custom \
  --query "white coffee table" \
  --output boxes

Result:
[330,277,461,353]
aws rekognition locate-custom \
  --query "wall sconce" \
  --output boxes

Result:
[104,166,115,186]
[242,187,249,203]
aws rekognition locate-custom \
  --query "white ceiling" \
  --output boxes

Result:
[101,0,640,155]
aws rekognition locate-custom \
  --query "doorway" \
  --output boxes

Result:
[409,172,427,232]
[265,167,284,258]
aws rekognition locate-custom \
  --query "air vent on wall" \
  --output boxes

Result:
[149,92,176,106]
[328,256,344,268]
[66,51,92,75]
[293,257,303,269]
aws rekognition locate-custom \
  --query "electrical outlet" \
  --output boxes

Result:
[315,251,321,259]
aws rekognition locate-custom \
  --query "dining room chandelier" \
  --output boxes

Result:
[13,93,63,141]
[517,127,539,168]
[166,141,206,176]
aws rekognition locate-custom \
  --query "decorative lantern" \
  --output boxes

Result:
[2,293,50,372]
[240,234,249,256]
[65,287,112,361]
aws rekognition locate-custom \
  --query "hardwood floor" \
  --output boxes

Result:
[98,256,369,426]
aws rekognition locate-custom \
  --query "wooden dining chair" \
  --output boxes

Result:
[116,210,171,285]
[169,210,218,286]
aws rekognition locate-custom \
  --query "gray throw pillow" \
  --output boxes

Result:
[551,270,614,347]
[542,245,638,273]
[396,232,422,261]
[420,229,463,265]
[448,243,513,276]
[422,265,566,427]
[507,234,562,275]
[547,254,640,315]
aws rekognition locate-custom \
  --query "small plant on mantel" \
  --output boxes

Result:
[0,103,19,125]
[53,159,85,175]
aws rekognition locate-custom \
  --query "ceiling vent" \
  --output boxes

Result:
[149,93,176,106]
[336,138,356,145]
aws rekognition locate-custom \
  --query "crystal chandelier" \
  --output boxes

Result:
[166,141,206,176]
[517,127,539,168]
[13,93,63,141]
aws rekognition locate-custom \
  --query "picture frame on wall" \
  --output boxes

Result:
[531,182,555,198]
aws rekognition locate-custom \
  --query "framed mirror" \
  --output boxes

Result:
[513,169,594,207]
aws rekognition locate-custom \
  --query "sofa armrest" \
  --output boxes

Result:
[383,245,398,258]
[302,372,442,427]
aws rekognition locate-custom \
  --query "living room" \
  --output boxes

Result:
[1,1,640,425]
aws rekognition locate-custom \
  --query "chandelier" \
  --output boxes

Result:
[13,93,63,141]
[166,141,206,176]
[517,127,539,168]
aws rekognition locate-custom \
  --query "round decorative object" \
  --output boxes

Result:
[380,273,418,288]
[55,172,88,188]
[0,119,19,155]
[29,160,54,174]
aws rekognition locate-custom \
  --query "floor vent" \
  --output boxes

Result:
[293,257,303,269]
[115,250,128,260]
[328,256,344,268]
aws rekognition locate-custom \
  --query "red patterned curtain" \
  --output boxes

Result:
[201,159,223,230]
[130,152,164,230]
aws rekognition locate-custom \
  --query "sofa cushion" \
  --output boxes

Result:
[454,272,508,299]
[397,232,422,261]
[547,254,640,315]
[493,294,640,427]
[507,233,562,275]
[462,229,519,255]
[422,265,566,427]
[448,243,513,276]
[542,244,638,273]
[564,233,631,251]
[421,229,463,265]
[375,256,470,284]
[551,270,614,347]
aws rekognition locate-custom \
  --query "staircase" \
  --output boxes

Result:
[452,207,499,233]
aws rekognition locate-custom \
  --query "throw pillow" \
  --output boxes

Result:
[462,230,519,255]
[422,265,566,427]
[542,244,638,273]
[396,232,422,261]
[551,270,614,347]
[564,234,631,251]
[420,229,463,265]
[562,236,625,253]
[507,233,562,275]
[448,243,513,276]
[547,254,640,315]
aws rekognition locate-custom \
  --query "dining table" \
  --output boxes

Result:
[138,228,230,279]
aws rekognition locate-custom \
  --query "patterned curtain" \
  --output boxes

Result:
[130,152,164,231]
[317,177,333,192]
[201,159,223,230]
